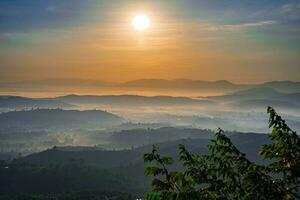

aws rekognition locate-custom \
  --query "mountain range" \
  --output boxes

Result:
[1,79,300,94]
[1,86,300,112]
[56,94,213,106]
[0,131,273,197]
[0,109,123,129]
[22,132,270,169]
[0,96,75,110]
[206,87,300,111]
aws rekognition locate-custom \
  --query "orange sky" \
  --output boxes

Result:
[1,0,300,84]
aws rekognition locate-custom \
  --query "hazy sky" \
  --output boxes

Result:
[1,0,300,83]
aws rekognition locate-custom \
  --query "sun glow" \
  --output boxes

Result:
[132,14,150,31]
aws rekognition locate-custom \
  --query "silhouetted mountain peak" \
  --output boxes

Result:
[215,80,233,84]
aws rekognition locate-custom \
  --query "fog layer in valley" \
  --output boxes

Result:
[0,82,299,159]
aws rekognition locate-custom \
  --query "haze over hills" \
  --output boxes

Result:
[1,85,300,198]
[230,99,300,110]
[120,79,300,94]
[0,132,272,197]
[1,79,300,97]
[0,83,300,132]
[1,0,300,198]
[56,94,214,107]
[1,80,300,198]
[0,96,75,110]
[205,87,283,101]
[262,81,300,92]
[1,86,300,133]
[205,87,300,111]
[22,132,270,167]
[17,132,270,188]
[0,109,123,129]
[120,79,239,90]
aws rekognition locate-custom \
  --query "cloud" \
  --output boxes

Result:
[281,3,300,20]
[202,20,277,32]
[241,21,277,27]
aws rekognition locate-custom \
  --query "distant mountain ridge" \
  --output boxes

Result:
[231,99,300,110]
[1,79,300,93]
[206,87,300,111]
[0,109,123,129]
[206,87,282,101]
[262,81,300,92]
[0,96,75,109]
[207,87,300,102]
[120,79,239,89]
[56,94,214,106]
[1,86,300,113]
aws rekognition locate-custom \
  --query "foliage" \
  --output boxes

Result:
[0,159,142,196]
[144,107,300,199]
[0,189,135,200]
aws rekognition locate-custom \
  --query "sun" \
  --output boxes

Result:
[132,14,150,31]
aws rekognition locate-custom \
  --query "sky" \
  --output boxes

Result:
[0,0,300,84]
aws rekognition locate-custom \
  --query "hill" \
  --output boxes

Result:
[106,127,214,149]
[2,79,300,96]
[262,81,300,93]
[120,80,300,93]
[22,148,140,169]
[56,94,214,106]
[204,87,300,112]
[0,96,74,110]
[0,109,123,129]
[121,79,239,90]
[230,99,300,110]
[0,132,272,197]
[206,87,300,107]
[22,132,269,168]
[120,79,300,93]
[206,87,282,101]
[276,92,300,104]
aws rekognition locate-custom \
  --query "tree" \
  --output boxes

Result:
[144,107,300,199]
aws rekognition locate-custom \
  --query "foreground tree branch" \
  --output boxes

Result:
[144,107,300,200]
